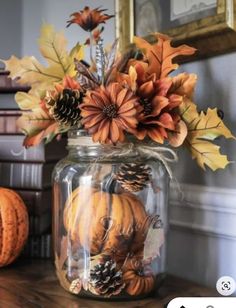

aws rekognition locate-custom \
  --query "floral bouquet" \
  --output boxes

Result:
[2,6,234,170]
[2,5,235,300]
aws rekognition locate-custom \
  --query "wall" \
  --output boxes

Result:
[174,54,236,189]
[22,0,115,62]
[0,0,23,68]
[1,0,236,291]
[168,183,236,291]
[169,51,236,291]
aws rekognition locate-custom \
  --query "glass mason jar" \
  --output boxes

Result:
[52,129,169,300]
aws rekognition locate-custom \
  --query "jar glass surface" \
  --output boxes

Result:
[52,129,169,300]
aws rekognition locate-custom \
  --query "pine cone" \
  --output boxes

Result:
[116,163,151,192]
[88,257,125,297]
[69,278,82,294]
[46,88,83,127]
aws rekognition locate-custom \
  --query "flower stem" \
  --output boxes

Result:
[89,31,93,64]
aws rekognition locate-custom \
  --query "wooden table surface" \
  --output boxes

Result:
[0,259,218,308]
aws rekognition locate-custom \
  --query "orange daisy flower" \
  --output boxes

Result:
[67,6,114,32]
[134,78,180,143]
[118,63,185,144]
[80,83,138,144]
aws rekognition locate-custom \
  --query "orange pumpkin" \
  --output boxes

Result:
[63,186,149,258]
[123,259,155,296]
[0,188,29,267]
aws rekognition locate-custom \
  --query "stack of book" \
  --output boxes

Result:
[0,70,67,258]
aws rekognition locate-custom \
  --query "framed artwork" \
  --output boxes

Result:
[115,0,236,60]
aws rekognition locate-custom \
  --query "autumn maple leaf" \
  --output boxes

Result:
[3,24,84,93]
[133,33,196,79]
[17,108,60,147]
[179,98,235,170]
[1,24,84,147]
[2,23,84,114]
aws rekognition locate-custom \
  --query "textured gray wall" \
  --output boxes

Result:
[0,0,23,68]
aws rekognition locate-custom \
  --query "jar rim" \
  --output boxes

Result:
[67,128,155,147]
[67,128,89,139]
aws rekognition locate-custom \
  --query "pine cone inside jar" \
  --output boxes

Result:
[88,257,125,297]
[46,88,83,127]
[116,163,152,192]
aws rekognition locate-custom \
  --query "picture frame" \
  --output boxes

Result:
[115,0,236,61]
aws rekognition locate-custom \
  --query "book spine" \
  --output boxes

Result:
[0,135,67,162]
[0,114,21,134]
[0,93,19,109]
[0,162,54,189]
[0,71,30,93]
[21,234,52,258]
[29,213,51,235]
[16,189,52,216]
[0,136,45,162]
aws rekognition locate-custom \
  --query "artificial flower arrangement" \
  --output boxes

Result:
[2,6,234,170]
[2,5,235,299]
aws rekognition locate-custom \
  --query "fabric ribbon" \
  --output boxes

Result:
[68,137,178,179]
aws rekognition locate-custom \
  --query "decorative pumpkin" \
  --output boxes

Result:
[123,259,155,296]
[0,188,29,267]
[63,186,150,258]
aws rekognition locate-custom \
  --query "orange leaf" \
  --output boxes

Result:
[62,75,81,90]
[116,66,137,91]
[168,120,188,147]
[128,66,137,92]
[133,33,196,78]
[17,109,60,147]
[170,73,197,99]
[23,122,59,147]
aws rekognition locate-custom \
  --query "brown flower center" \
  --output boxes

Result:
[103,104,118,118]
[140,98,152,115]
[136,268,145,277]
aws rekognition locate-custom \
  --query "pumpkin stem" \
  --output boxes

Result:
[101,166,117,194]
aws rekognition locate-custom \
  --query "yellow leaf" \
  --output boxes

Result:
[170,73,197,99]
[17,108,52,135]
[15,92,41,110]
[69,42,84,62]
[179,99,235,170]
[3,55,52,85]
[3,54,63,90]
[179,97,199,122]
[186,139,230,171]
[38,24,68,66]
[2,24,84,94]
[188,108,235,140]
